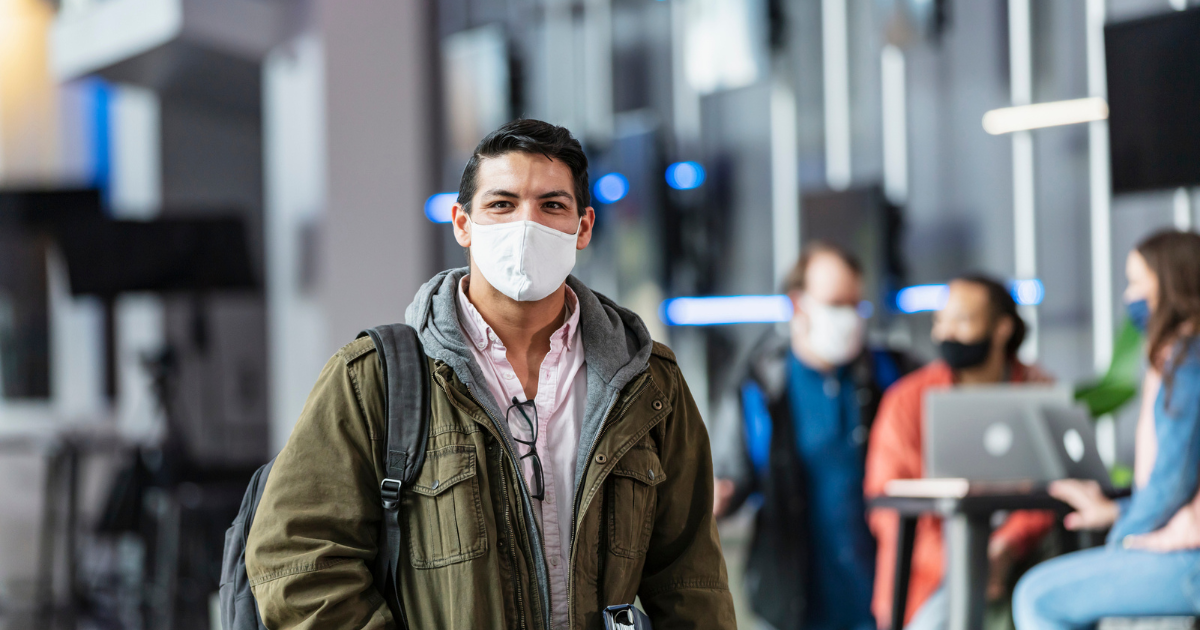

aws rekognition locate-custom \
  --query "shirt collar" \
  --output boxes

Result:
[456,275,580,351]
[456,276,491,351]
[557,285,581,345]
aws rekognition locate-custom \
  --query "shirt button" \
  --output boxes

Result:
[503,372,516,380]
[546,492,554,504]
[550,556,559,567]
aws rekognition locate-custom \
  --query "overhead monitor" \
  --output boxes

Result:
[1106,8,1200,193]
[55,217,258,296]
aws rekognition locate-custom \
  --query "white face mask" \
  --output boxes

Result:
[792,298,864,366]
[468,215,581,302]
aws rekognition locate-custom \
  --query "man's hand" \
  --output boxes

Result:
[1049,479,1119,530]
[1124,504,1200,552]
[713,479,735,518]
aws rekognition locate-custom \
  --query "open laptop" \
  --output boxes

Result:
[1033,403,1111,487]
[923,385,1108,485]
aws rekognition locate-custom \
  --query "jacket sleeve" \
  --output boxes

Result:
[864,381,923,499]
[638,361,737,630]
[1110,360,1200,542]
[245,349,394,629]
[863,381,924,627]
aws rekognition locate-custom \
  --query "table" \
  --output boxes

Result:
[870,490,1072,630]
[0,415,125,620]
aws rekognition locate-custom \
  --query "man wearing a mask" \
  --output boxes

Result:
[246,119,736,629]
[712,243,914,630]
[863,275,1054,630]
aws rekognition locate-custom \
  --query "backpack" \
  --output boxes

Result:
[218,324,431,630]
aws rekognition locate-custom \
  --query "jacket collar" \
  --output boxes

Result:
[744,329,878,402]
[405,268,653,408]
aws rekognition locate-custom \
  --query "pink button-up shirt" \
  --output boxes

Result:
[456,276,586,630]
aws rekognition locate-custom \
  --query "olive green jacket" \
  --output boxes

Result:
[245,270,735,629]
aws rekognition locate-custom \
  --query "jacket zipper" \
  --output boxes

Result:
[564,373,652,627]
[459,382,545,630]
[495,441,528,630]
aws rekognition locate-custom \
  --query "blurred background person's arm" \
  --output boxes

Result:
[712,388,758,518]
[864,375,927,626]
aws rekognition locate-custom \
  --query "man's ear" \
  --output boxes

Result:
[452,204,471,248]
[575,206,596,250]
[993,314,1015,348]
[789,291,805,316]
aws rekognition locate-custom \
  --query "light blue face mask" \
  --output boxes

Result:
[1127,299,1151,333]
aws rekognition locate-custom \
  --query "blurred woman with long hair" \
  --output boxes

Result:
[1014,230,1200,628]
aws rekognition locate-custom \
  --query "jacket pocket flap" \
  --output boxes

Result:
[411,445,477,496]
[611,448,667,487]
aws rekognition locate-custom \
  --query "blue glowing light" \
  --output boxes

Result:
[88,78,112,200]
[896,284,951,314]
[1012,279,1045,306]
[660,295,794,326]
[424,193,457,223]
[666,161,707,190]
[896,279,1045,313]
[593,173,629,204]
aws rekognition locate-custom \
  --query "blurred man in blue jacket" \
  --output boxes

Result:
[713,242,914,630]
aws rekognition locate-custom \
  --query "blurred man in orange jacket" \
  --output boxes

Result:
[864,275,1054,630]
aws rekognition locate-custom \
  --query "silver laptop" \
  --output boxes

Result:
[1031,403,1111,487]
[924,385,1103,483]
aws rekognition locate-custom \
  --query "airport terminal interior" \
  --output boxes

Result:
[2,0,1200,628]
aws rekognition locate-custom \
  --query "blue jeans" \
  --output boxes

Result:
[905,587,947,630]
[1013,546,1200,630]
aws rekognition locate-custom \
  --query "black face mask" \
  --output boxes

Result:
[939,338,992,370]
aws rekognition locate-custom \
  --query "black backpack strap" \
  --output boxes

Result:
[361,324,431,491]
[357,324,430,630]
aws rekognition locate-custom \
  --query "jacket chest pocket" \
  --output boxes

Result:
[607,447,668,558]
[403,444,487,568]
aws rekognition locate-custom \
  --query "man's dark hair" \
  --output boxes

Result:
[782,241,863,294]
[457,119,590,215]
[952,273,1027,359]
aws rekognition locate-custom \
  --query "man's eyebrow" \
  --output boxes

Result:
[479,189,574,201]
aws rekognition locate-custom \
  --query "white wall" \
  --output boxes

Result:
[263,34,327,454]
[317,0,437,349]
[263,1,438,449]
